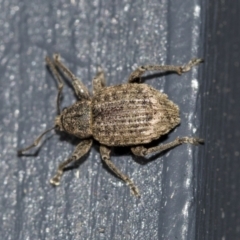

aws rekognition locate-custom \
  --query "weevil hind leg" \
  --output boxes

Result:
[100,145,140,198]
[131,137,204,157]
[53,54,90,100]
[92,67,106,94]
[50,139,92,186]
[128,58,203,83]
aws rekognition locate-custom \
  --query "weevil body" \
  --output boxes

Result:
[57,84,180,146]
[18,55,203,197]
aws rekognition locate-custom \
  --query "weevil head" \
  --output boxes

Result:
[55,101,92,138]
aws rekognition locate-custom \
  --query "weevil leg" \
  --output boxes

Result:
[53,54,90,100]
[92,67,106,94]
[100,145,140,198]
[131,137,204,157]
[50,139,92,186]
[128,58,203,83]
[45,57,64,114]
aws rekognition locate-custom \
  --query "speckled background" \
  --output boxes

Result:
[0,0,203,239]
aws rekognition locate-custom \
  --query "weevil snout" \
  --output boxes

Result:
[54,115,64,131]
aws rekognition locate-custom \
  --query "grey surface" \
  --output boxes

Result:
[0,1,202,239]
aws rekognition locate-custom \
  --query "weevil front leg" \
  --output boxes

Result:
[128,58,203,83]
[50,139,92,186]
[131,137,204,157]
[92,67,106,94]
[45,57,64,114]
[53,54,90,100]
[100,145,140,198]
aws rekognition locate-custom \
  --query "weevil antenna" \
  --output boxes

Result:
[18,126,55,155]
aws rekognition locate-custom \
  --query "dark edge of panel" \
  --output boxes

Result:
[196,1,240,239]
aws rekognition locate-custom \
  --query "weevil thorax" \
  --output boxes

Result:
[55,100,92,139]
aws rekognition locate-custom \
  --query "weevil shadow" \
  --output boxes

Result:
[133,71,178,83]
[57,130,79,145]
[98,136,171,180]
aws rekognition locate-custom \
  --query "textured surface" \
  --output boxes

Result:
[196,1,240,239]
[0,0,202,239]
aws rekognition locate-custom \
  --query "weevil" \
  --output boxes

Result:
[18,54,203,197]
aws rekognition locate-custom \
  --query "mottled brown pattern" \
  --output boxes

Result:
[92,84,180,146]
